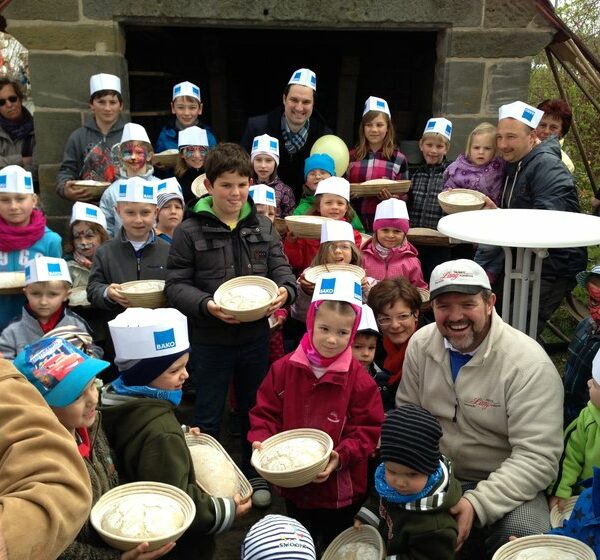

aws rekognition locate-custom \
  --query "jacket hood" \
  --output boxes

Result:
[84,115,125,135]
[191,195,253,223]
[0,359,24,383]
[516,135,562,168]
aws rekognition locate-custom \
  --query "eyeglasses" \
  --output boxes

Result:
[0,95,18,107]
[376,312,415,327]
[180,146,208,159]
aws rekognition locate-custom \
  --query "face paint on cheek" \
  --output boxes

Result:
[588,284,600,325]
[75,240,97,251]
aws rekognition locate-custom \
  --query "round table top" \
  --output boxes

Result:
[437,208,600,249]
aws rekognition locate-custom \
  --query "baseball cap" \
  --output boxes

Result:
[429,259,491,300]
[14,337,109,407]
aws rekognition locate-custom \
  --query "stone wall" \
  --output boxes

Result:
[4,0,556,226]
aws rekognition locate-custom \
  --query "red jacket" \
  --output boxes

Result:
[248,346,384,509]
[361,238,428,288]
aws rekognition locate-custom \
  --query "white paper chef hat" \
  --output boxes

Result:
[357,304,379,335]
[363,96,391,117]
[249,185,277,208]
[172,81,201,102]
[288,68,317,91]
[178,126,209,148]
[120,123,151,145]
[89,73,121,95]
[320,220,354,244]
[0,165,34,195]
[251,134,280,165]
[373,199,410,233]
[423,117,453,141]
[312,271,362,306]
[70,201,108,231]
[25,256,72,285]
[593,348,600,386]
[315,176,350,202]
[116,176,158,204]
[498,101,544,129]
[109,308,189,360]
[156,177,184,208]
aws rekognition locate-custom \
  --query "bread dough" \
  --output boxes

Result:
[260,438,326,471]
[121,281,165,294]
[101,493,184,539]
[189,444,240,498]
[445,191,482,205]
[361,178,397,185]
[334,542,379,560]
[0,272,26,289]
[219,285,272,311]
[513,548,578,560]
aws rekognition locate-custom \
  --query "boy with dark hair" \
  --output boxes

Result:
[166,142,296,508]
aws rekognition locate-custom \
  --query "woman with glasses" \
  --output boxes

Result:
[0,77,34,174]
[175,125,210,203]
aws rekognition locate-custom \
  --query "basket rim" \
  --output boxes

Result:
[322,525,385,560]
[550,495,580,528]
[492,533,595,560]
[119,279,166,293]
[304,264,366,283]
[214,276,278,315]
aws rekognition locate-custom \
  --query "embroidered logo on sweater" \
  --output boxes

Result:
[465,397,500,410]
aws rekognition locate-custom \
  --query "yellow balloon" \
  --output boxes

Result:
[310,135,350,177]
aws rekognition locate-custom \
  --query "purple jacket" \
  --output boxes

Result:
[443,154,505,205]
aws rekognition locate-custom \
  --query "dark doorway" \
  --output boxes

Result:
[125,25,436,150]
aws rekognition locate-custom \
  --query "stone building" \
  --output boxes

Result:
[4,0,556,229]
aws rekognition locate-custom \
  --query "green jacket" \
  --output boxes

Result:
[550,401,600,499]
[293,193,365,232]
[100,389,236,560]
[356,456,461,560]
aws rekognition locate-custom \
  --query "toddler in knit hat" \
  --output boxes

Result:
[354,404,462,560]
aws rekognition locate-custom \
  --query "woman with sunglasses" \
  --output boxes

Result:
[175,125,209,203]
[0,77,34,174]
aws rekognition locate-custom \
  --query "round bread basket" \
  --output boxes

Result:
[69,286,91,307]
[251,428,334,489]
[73,180,110,198]
[407,227,453,247]
[350,179,410,198]
[438,188,486,214]
[284,215,333,239]
[152,150,179,168]
[321,525,386,560]
[550,496,580,529]
[191,173,207,198]
[119,280,166,308]
[90,481,196,552]
[213,276,278,322]
[492,534,595,560]
[185,433,252,502]
[0,271,26,294]
[304,263,365,284]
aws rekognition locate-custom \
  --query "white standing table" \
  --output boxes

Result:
[438,209,600,339]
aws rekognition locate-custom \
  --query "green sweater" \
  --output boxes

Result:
[293,193,365,232]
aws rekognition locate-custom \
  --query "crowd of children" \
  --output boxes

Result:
[1,64,598,560]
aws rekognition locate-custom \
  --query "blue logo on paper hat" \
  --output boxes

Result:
[252,139,259,150]
[522,108,534,122]
[85,207,98,217]
[157,182,167,191]
[266,190,275,202]
[445,123,452,136]
[192,86,200,96]
[0,175,6,186]
[154,328,176,351]
[376,99,385,109]
[47,263,62,276]
[310,74,316,86]
[25,265,31,280]
[174,85,181,95]
[293,71,302,81]
[269,140,278,150]
[119,183,127,197]
[320,277,336,295]
[426,120,435,129]
[143,185,153,199]
[354,281,362,301]
[24,176,32,187]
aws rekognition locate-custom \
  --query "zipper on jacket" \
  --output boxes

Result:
[453,398,459,423]
[136,255,141,280]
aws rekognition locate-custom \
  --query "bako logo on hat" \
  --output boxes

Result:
[426,120,436,129]
[310,74,317,86]
[153,328,176,351]
[353,281,361,301]
[522,108,534,122]
[174,85,181,95]
[0,176,6,186]
[24,176,32,187]
[143,186,153,199]
[445,123,453,135]
[25,265,31,280]
[269,140,278,150]
[157,182,167,191]
[119,183,127,197]
[320,277,336,295]
[85,207,98,217]
[252,139,259,149]
[266,190,275,202]
[192,86,200,97]
[376,99,385,109]
[293,71,302,81]
[47,263,62,276]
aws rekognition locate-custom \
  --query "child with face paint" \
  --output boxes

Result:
[249,272,384,554]
[174,126,209,204]
[100,123,156,237]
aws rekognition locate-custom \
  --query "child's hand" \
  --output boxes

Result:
[286,229,298,242]
[360,276,370,297]
[121,541,175,559]
[299,274,315,296]
[482,195,497,210]
[252,441,263,452]
[269,314,285,331]
[108,284,131,307]
[188,427,202,436]
[63,181,96,202]
[313,450,340,484]
[267,287,289,314]
[377,188,394,200]
[548,495,567,512]
[353,520,363,530]
[234,493,252,518]
[207,300,241,324]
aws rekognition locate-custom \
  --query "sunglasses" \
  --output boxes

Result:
[0,95,18,107]
[180,146,208,159]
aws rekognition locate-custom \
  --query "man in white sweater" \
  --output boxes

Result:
[396,259,563,558]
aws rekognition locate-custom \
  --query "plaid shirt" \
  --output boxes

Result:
[564,317,600,426]
[408,160,451,229]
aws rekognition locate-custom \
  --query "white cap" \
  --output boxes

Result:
[109,308,189,360]
[156,177,184,208]
[288,68,317,91]
[593,348,600,385]
[315,176,350,202]
[120,123,151,145]
[373,199,410,233]
[0,165,34,195]
[363,96,391,117]
[116,176,158,204]
[178,125,209,148]
[312,272,362,306]
[423,117,453,141]
[429,259,491,300]
[70,201,108,231]
[498,101,544,129]
[357,304,379,335]
[89,73,121,95]
[25,256,72,285]
[251,134,280,165]
[320,220,354,244]
[172,81,201,102]
[249,185,277,208]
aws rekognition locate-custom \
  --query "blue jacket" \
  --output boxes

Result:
[155,118,217,153]
[0,227,62,331]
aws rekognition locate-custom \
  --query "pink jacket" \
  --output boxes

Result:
[361,238,428,288]
[248,346,384,509]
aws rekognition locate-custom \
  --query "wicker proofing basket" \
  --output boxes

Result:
[185,433,252,502]
[304,264,365,284]
[492,534,596,560]
[350,179,411,198]
[274,217,288,237]
[284,215,333,239]
[438,188,486,214]
[251,428,334,489]
[550,496,580,528]
[119,280,167,309]
[191,173,207,198]
[213,276,278,322]
[321,525,386,560]
[407,227,452,247]
[0,271,26,294]
[152,150,179,168]
[90,481,196,552]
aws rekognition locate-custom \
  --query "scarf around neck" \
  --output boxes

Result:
[281,114,310,155]
[383,337,409,386]
[0,208,46,252]
[375,461,443,505]
[0,106,34,141]
[111,376,182,407]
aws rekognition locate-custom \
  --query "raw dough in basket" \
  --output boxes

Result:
[220,285,272,311]
[0,272,26,289]
[512,548,578,560]
[121,281,165,294]
[361,178,397,185]
[101,493,184,539]
[189,444,240,497]
[260,438,326,471]
[445,191,482,205]
[334,542,379,560]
